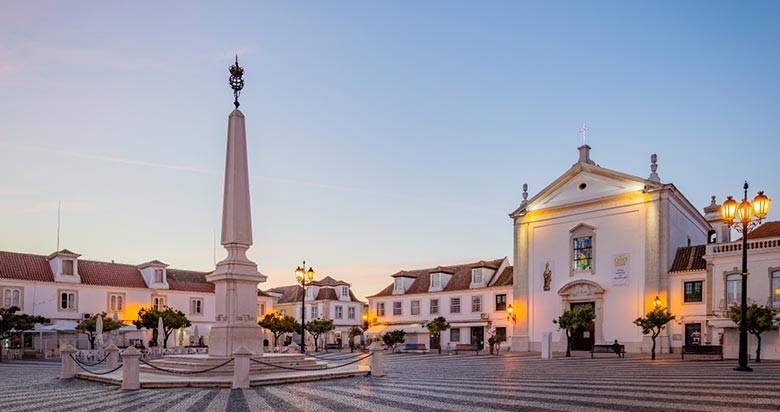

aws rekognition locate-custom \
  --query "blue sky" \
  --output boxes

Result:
[2,1,779,299]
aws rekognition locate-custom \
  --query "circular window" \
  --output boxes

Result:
[578,183,588,190]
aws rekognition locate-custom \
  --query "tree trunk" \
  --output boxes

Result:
[566,331,572,357]
[0,341,4,362]
[756,334,762,363]
[89,333,96,350]
[651,332,658,360]
[314,336,319,351]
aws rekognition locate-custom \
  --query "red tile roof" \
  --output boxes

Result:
[491,266,514,287]
[310,276,349,287]
[369,258,508,297]
[167,269,215,293]
[78,259,149,289]
[315,288,338,300]
[745,221,780,240]
[669,245,707,273]
[265,285,304,304]
[0,251,55,282]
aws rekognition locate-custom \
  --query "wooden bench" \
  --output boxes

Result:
[400,343,428,353]
[324,343,342,352]
[590,344,625,358]
[682,345,723,360]
[454,344,481,355]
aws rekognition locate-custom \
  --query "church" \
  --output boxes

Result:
[510,144,780,355]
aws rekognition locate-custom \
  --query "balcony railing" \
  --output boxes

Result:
[709,237,780,255]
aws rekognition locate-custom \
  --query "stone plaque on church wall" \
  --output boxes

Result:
[611,254,629,286]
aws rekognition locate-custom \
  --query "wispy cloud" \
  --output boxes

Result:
[0,186,36,196]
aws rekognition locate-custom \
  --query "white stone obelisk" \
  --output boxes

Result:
[205,108,267,357]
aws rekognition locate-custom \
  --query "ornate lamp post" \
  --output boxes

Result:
[295,261,315,354]
[721,181,771,372]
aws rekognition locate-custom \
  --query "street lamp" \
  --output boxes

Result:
[295,261,315,354]
[362,314,369,329]
[721,181,771,372]
[653,296,662,309]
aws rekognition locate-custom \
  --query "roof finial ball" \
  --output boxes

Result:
[648,153,660,183]
[229,55,245,109]
[522,183,528,204]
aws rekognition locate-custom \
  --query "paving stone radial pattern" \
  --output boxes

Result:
[3,353,780,411]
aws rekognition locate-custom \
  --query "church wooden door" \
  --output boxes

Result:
[570,301,595,351]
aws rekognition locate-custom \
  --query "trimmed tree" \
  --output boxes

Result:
[730,304,777,363]
[425,316,451,354]
[553,305,596,357]
[633,306,675,360]
[382,329,406,353]
[306,319,335,351]
[0,306,45,362]
[348,326,363,352]
[259,313,301,347]
[488,332,507,355]
[133,306,192,348]
[75,312,124,349]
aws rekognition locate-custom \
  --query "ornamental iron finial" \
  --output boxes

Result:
[522,183,528,203]
[229,55,245,109]
[648,153,660,183]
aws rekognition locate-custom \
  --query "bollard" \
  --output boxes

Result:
[121,346,142,390]
[368,340,385,377]
[60,344,78,379]
[105,344,120,370]
[232,346,251,389]
[541,332,552,359]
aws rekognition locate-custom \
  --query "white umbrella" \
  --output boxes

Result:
[157,316,165,347]
[141,328,149,349]
[178,328,184,347]
[95,314,104,348]
[192,325,199,346]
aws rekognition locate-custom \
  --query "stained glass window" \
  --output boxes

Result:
[573,236,592,271]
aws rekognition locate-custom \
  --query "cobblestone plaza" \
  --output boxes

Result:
[2,352,779,411]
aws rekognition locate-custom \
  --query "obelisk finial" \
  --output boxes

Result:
[229,55,245,109]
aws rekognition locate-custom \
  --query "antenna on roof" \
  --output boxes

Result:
[56,201,61,251]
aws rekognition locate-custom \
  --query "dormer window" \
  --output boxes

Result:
[306,287,313,298]
[472,269,483,284]
[431,273,441,288]
[154,269,163,283]
[63,260,74,275]
[340,286,349,297]
[394,278,404,292]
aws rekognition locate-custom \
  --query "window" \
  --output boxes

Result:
[259,303,266,316]
[472,269,483,283]
[63,260,74,275]
[191,298,203,315]
[152,296,166,310]
[311,306,318,319]
[495,327,507,340]
[394,278,404,292]
[341,286,349,297]
[393,301,402,316]
[108,294,124,312]
[683,281,703,303]
[335,306,343,319]
[60,291,76,311]
[154,269,163,283]
[306,287,313,298]
[726,274,741,307]
[450,297,461,314]
[348,306,356,319]
[772,271,780,308]
[3,288,22,308]
[430,299,439,314]
[377,302,385,316]
[573,236,592,271]
[450,328,460,342]
[495,294,507,311]
[431,273,441,288]
[471,296,482,312]
[411,300,420,316]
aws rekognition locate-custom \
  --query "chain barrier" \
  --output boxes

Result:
[305,351,369,361]
[70,354,123,375]
[250,352,372,371]
[138,357,234,375]
[73,352,110,366]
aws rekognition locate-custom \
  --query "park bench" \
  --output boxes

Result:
[399,343,429,353]
[454,344,481,355]
[681,345,723,360]
[590,344,625,358]
[324,343,342,352]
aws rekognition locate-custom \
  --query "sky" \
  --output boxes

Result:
[1,1,779,300]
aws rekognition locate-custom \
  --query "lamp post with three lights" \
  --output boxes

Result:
[295,262,315,354]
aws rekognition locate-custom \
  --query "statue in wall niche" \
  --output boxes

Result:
[543,262,552,291]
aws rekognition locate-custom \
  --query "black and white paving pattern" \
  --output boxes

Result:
[2,352,779,411]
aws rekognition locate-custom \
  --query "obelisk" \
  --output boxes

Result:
[205,57,267,357]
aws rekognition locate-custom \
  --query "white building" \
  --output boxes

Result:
[0,248,276,355]
[367,258,513,351]
[510,145,710,354]
[264,276,365,349]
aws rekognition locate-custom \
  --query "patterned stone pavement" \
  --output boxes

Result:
[2,351,780,411]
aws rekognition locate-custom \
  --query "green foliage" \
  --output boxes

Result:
[382,329,406,353]
[633,306,675,360]
[305,319,334,351]
[730,304,778,362]
[132,306,191,348]
[76,312,125,349]
[348,326,363,352]
[0,306,45,362]
[554,305,595,357]
[426,316,451,354]
[259,313,301,347]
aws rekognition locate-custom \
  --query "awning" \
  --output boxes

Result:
[35,321,80,332]
[708,319,737,328]
[365,325,387,335]
[368,324,429,335]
